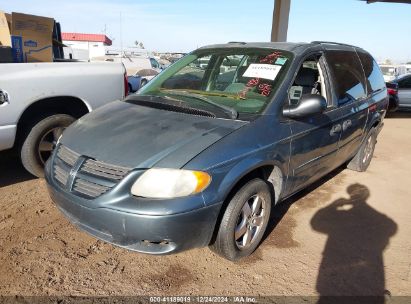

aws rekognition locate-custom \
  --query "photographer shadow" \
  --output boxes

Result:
[311,183,397,304]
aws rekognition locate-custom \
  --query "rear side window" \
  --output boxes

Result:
[326,50,367,105]
[357,52,386,93]
[398,76,411,89]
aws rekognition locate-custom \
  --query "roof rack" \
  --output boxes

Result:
[228,41,247,45]
[311,41,358,48]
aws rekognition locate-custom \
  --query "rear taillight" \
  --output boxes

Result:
[124,72,129,97]
[387,88,397,96]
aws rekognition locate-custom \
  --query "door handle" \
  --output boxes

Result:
[0,90,9,105]
[330,124,342,136]
[342,120,352,131]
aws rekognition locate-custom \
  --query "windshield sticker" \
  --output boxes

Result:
[238,51,283,98]
[258,83,273,97]
[259,52,283,64]
[275,57,287,65]
[243,64,282,81]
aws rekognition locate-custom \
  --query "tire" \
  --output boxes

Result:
[20,114,76,177]
[210,178,272,261]
[347,127,377,172]
[140,79,148,87]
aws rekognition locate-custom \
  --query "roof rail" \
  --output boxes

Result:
[311,41,358,48]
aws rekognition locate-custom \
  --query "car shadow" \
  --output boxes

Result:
[311,183,397,303]
[385,110,411,118]
[0,150,36,188]
[262,165,345,244]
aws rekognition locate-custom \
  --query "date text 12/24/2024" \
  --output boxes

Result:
[149,296,257,303]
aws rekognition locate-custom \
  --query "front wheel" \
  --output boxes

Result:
[20,114,76,177]
[210,178,272,261]
[140,79,148,88]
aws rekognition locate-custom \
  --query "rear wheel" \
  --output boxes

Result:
[20,114,75,177]
[210,178,272,261]
[347,127,377,172]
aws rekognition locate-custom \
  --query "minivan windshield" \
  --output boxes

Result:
[137,48,292,119]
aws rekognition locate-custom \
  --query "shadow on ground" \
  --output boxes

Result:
[260,168,398,301]
[312,183,397,302]
[0,150,36,188]
[386,110,411,119]
[261,166,345,244]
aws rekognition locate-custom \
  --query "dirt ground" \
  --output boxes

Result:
[0,112,410,298]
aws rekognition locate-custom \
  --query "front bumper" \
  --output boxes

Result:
[47,184,222,254]
[0,124,16,151]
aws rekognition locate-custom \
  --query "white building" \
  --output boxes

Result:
[62,32,112,60]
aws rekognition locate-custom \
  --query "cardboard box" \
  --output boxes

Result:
[0,10,11,47]
[11,12,54,62]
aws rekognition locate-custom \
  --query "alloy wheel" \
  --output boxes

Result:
[362,136,374,164]
[38,127,64,164]
[235,194,266,249]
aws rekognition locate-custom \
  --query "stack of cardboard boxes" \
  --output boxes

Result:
[0,10,58,63]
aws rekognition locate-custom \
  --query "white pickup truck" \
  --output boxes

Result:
[0,61,127,177]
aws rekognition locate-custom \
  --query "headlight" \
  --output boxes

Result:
[131,168,211,199]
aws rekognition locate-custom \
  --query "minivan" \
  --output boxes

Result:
[45,41,388,261]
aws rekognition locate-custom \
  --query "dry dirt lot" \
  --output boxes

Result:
[0,113,410,298]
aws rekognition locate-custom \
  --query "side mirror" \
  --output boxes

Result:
[283,94,327,118]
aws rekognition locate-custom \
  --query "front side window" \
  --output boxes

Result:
[357,52,386,94]
[138,49,292,118]
[288,54,327,106]
[150,58,159,69]
[326,50,367,105]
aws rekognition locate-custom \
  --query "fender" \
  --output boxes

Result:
[366,107,382,132]
[16,95,92,126]
[211,153,288,206]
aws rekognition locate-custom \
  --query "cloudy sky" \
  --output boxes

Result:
[2,0,410,63]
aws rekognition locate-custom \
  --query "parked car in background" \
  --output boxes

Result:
[128,68,161,92]
[0,62,127,177]
[379,64,407,82]
[46,41,387,261]
[388,74,411,110]
[127,74,144,92]
[386,82,399,112]
[101,56,163,92]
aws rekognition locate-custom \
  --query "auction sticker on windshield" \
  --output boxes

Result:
[243,64,282,81]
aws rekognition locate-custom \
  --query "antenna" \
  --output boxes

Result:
[120,12,123,63]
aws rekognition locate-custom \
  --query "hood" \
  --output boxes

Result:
[61,100,247,169]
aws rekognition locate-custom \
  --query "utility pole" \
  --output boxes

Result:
[270,0,291,42]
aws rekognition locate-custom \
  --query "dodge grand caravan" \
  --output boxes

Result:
[45,41,388,261]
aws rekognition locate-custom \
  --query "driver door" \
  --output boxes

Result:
[286,54,342,192]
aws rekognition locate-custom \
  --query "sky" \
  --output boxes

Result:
[1,0,410,63]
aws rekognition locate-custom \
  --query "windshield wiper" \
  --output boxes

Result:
[163,90,238,119]
[126,95,217,118]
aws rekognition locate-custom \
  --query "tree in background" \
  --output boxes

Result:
[134,41,145,49]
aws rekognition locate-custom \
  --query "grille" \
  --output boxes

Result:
[73,178,111,198]
[57,145,80,166]
[80,159,130,181]
[53,145,131,199]
[54,164,69,186]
